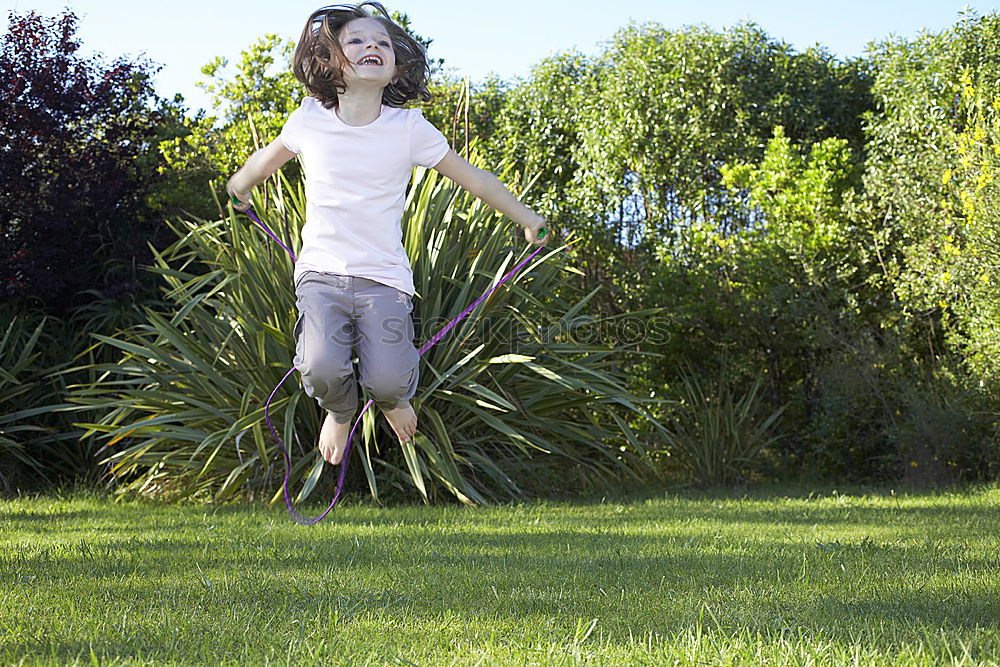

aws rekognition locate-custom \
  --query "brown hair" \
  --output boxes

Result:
[292,2,432,109]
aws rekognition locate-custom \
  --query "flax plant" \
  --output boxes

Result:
[0,311,82,488]
[0,314,52,483]
[68,156,659,504]
[661,362,785,485]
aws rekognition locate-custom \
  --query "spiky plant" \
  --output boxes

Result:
[0,309,85,491]
[69,157,661,504]
[660,361,786,485]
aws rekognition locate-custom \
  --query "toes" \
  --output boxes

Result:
[319,442,342,465]
[383,406,417,443]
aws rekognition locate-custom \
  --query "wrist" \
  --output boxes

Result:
[520,214,544,230]
[227,175,249,197]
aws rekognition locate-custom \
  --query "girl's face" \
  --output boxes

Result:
[338,17,397,89]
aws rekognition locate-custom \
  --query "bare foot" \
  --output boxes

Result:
[383,401,417,443]
[318,411,353,464]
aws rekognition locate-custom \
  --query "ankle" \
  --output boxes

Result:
[326,410,355,424]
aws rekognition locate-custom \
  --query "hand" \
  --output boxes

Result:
[226,178,251,212]
[523,216,551,246]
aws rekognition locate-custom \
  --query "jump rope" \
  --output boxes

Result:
[232,199,547,524]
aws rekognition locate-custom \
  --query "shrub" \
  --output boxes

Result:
[69,160,662,504]
[658,361,785,485]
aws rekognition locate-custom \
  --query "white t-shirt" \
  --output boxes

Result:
[279,96,450,295]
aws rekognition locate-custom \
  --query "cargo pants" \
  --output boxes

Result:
[293,271,419,424]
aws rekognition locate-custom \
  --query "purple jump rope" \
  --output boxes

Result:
[234,201,547,524]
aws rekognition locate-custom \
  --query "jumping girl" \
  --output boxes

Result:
[226,2,550,467]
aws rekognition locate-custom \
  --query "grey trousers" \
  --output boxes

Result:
[293,271,419,424]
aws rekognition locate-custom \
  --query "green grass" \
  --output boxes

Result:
[1,485,998,665]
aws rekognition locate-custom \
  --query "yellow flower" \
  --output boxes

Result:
[961,70,976,99]
[942,169,953,184]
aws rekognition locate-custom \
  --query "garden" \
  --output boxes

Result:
[3,7,1000,664]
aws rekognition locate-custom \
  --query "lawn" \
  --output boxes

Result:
[1,485,998,665]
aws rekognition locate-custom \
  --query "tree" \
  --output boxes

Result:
[0,9,176,314]
[484,22,872,315]
[576,21,870,251]
[487,51,593,238]
[158,33,303,217]
[862,10,1000,382]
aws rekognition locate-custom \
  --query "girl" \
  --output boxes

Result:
[227,2,550,466]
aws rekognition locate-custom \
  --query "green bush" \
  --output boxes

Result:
[657,361,785,485]
[68,158,662,504]
[887,366,1000,485]
[0,308,99,492]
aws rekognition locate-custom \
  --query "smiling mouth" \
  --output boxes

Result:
[357,55,383,66]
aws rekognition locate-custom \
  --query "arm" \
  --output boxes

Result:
[226,138,297,210]
[432,149,551,245]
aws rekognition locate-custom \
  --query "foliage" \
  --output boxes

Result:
[67,157,660,504]
[0,9,178,314]
[641,125,890,475]
[578,22,868,239]
[843,11,1000,482]
[859,11,1000,371]
[658,361,785,485]
[574,23,870,312]
[0,312,52,489]
[486,52,593,233]
[940,68,1000,385]
[888,366,1000,485]
[464,22,874,325]
[0,307,106,492]
[158,33,303,219]
[415,72,509,159]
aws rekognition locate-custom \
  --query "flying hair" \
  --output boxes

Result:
[292,2,432,108]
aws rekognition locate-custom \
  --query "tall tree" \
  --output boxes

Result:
[0,9,175,313]
[864,11,1000,385]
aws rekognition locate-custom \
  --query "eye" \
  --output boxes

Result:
[347,38,362,44]
[379,40,390,47]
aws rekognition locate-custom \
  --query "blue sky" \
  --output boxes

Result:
[3,0,996,113]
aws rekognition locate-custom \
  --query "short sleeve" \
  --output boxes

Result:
[408,109,450,168]
[279,101,305,154]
